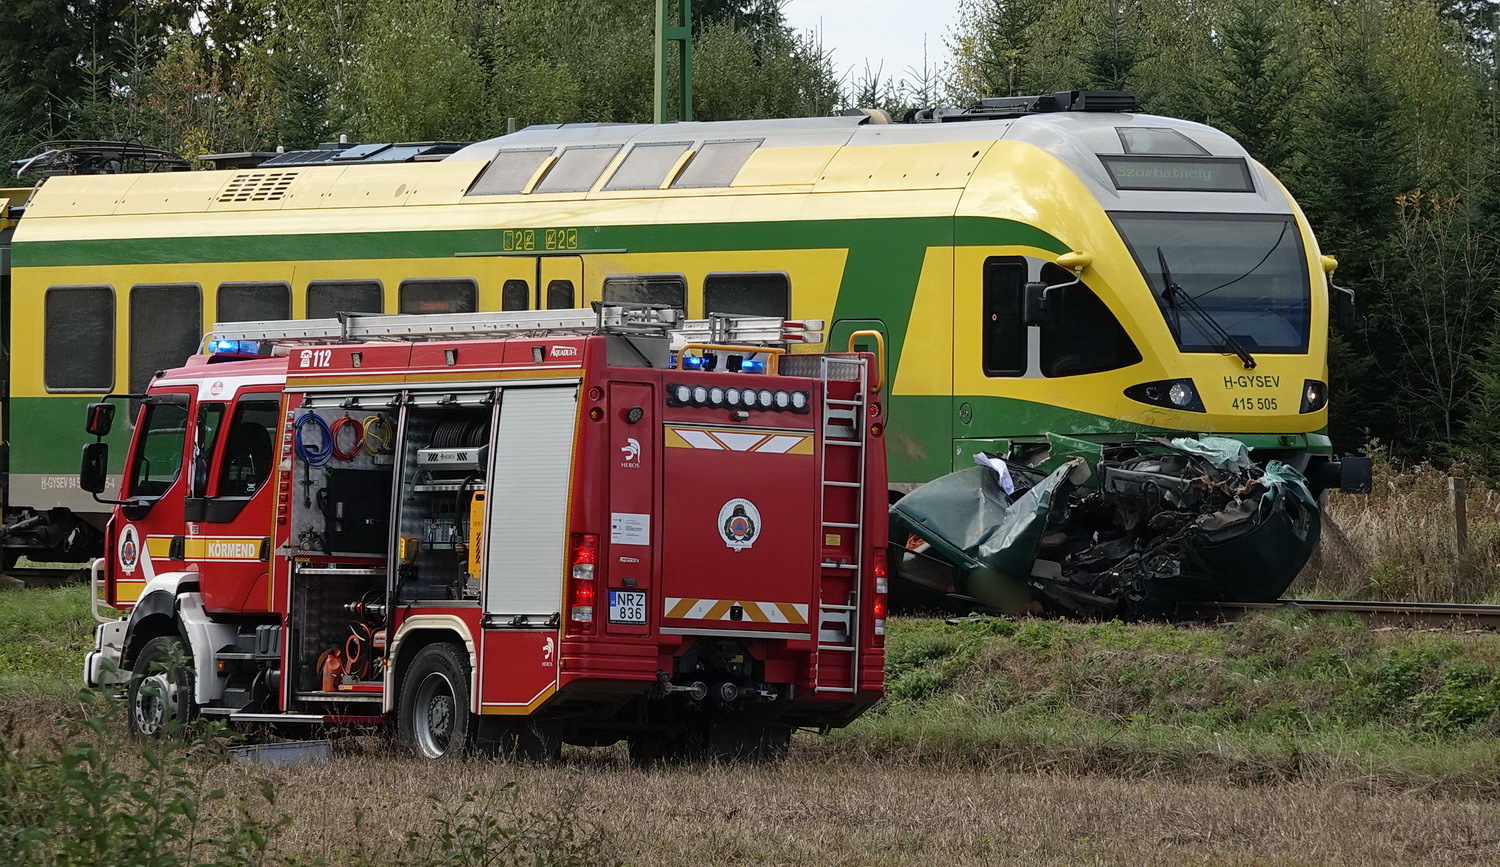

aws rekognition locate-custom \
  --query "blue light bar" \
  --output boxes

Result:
[211,339,263,355]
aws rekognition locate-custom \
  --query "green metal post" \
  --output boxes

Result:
[655,0,693,123]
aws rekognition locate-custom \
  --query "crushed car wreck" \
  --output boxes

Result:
[888,436,1322,618]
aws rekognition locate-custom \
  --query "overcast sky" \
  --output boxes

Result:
[780,0,963,87]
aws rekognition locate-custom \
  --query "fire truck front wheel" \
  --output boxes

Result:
[127,636,199,738]
[398,643,474,760]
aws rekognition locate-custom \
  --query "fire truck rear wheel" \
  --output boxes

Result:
[399,643,474,760]
[127,635,198,738]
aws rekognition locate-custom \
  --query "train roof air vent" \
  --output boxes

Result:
[217,171,299,203]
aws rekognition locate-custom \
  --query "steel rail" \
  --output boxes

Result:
[1172,599,1500,630]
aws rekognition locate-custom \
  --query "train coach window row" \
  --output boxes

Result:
[43,271,793,392]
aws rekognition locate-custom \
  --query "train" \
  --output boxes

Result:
[0,91,1365,609]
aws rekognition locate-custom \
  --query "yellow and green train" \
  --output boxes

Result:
[1,92,1360,572]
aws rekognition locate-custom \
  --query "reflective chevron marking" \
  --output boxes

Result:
[664,597,809,624]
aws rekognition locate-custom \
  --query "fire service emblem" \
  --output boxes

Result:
[717,498,761,552]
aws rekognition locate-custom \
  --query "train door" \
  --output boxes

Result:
[538,255,583,310]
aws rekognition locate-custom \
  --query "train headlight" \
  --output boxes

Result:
[1124,379,1206,413]
[1168,382,1195,407]
[1301,380,1329,413]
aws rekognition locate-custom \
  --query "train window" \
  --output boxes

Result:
[129,284,202,395]
[217,282,291,322]
[603,274,686,309]
[981,259,1027,377]
[44,285,114,392]
[604,142,691,191]
[672,139,760,188]
[705,273,789,319]
[502,279,530,311]
[546,280,575,309]
[468,149,553,196]
[307,280,383,319]
[533,145,621,194]
[399,279,478,314]
[127,399,189,499]
[1038,271,1142,377]
[1117,127,1209,156]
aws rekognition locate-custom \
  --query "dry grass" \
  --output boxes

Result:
[182,746,1500,865]
[1295,456,1500,602]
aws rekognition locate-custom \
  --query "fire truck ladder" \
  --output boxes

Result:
[813,354,869,694]
[205,304,824,351]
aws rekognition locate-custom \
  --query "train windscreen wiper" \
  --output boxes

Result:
[1157,247,1256,370]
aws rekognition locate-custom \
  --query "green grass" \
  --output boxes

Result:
[814,612,1500,794]
[12,586,1500,793]
[0,584,95,698]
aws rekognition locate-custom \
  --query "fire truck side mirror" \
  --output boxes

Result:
[85,402,115,437]
[80,442,109,494]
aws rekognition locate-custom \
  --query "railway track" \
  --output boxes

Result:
[1174,599,1500,630]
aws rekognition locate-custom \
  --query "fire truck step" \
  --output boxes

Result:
[823,521,860,529]
[823,480,860,488]
[229,712,332,724]
[815,685,858,694]
[824,439,861,446]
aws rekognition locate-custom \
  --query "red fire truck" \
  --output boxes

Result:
[81,304,888,761]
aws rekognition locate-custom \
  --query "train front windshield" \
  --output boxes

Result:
[1112,212,1311,355]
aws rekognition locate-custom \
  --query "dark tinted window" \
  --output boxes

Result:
[546,280,575,310]
[130,284,202,394]
[603,274,686,309]
[128,399,189,498]
[1039,273,1141,377]
[217,399,280,497]
[705,273,789,319]
[502,279,530,311]
[399,279,478,314]
[45,286,114,391]
[982,259,1026,377]
[217,282,291,323]
[307,280,383,319]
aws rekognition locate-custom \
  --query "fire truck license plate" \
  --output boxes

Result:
[609,590,647,623]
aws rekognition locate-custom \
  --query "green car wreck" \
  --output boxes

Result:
[888,437,1322,618]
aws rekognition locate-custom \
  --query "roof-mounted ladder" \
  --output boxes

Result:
[204,303,823,352]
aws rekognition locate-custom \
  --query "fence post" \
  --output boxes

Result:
[1451,472,1469,554]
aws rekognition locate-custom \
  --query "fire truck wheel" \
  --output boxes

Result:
[127,636,198,738]
[398,643,473,760]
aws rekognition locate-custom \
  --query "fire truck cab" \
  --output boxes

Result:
[82,304,888,761]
